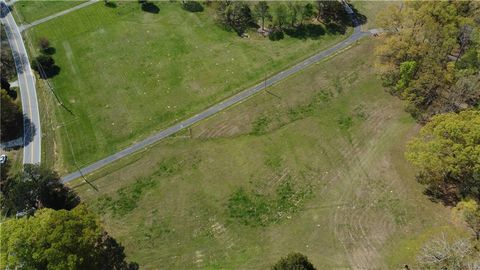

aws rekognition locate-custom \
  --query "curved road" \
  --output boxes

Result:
[1,1,41,165]
[62,23,371,183]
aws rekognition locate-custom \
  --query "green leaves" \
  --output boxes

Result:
[1,205,137,270]
[406,110,480,201]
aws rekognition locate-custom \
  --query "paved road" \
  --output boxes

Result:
[19,0,98,32]
[1,1,41,165]
[62,24,371,183]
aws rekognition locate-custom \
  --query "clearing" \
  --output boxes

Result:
[12,0,86,24]
[25,1,352,173]
[72,39,465,269]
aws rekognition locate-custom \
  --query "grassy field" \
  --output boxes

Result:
[26,1,353,173]
[72,39,465,269]
[12,0,85,24]
[353,1,400,31]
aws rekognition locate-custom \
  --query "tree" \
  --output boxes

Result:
[216,1,254,35]
[0,205,138,270]
[287,2,301,27]
[456,199,480,240]
[253,1,270,30]
[299,3,314,26]
[375,2,480,120]
[1,164,80,216]
[405,110,480,204]
[0,90,23,142]
[38,37,50,51]
[0,41,16,80]
[417,235,480,270]
[315,0,345,23]
[272,253,316,270]
[272,3,288,30]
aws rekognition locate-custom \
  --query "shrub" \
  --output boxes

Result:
[38,37,50,50]
[181,1,203,12]
[269,28,284,41]
[272,253,317,270]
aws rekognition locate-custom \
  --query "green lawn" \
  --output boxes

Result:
[27,1,352,173]
[72,39,465,269]
[12,0,86,24]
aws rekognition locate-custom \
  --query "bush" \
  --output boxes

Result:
[181,1,203,12]
[269,28,284,41]
[38,37,49,50]
[272,253,317,270]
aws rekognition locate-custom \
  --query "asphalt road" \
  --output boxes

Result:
[19,0,98,32]
[1,1,41,165]
[61,23,371,183]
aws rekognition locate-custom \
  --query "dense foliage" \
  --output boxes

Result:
[216,1,351,38]
[1,205,138,270]
[406,110,480,204]
[216,1,254,35]
[272,253,317,270]
[0,90,23,142]
[376,1,480,121]
[1,164,80,216]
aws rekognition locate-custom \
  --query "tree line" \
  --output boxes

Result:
[376,2,480,268]
[215,1,354,40]
[0,162,138,270]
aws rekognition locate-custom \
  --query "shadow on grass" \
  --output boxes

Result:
[42,47,56,55]
[105,1,117,8]
[141,1,160,14]
[285,24,326,40]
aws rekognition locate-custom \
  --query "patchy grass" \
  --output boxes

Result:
[353,1,401,31]
[72,40,465,269]
[25,1,351,173]
[12,0,86,24]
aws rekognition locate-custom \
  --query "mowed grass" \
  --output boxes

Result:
[12,0,86,24]
[25,1,351,173]
[72,40,465,269]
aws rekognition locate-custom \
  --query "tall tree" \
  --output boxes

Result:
[1,205,138,270]
[405,110,480,204]
[0,90,23,142]
[299,3,315,26]
[272,252,317,270]
[287,2,301,27]
[216,1,254,35]
[456,199,480,240]
[253,1,270,30]
[273,3,288,29]
[315,0,345,23]
[1,164,80,216]
[376,1,480,120]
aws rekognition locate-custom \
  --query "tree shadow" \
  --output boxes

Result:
[0,2,10,18]
[37,64,61,79]
[285,24,326,40]
[349,5,367,27]
[4,115,37,150]
[42,47,56,55]
[325,22,347,35]
[104,1,117,8]
[22,115,36,147]
[141,1,160,14]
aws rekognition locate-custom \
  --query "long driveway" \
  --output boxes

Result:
[62,24,371,183]
[19,0,98,32]
[1,1,41,164]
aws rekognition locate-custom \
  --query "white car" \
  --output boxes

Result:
[0,154,7,164]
